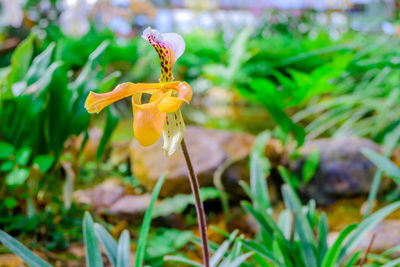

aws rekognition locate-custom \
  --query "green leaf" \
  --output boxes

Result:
[32,155,55,173]
[321,223,357,267]
[227,252,253,267]
[249,78,305,145]
[98,71,121,93]
[361,148,400,184]
[381,258,400,267]
[242,240,284,267]
[164,256,203,267]
[4,197,17,209]
[135,173,166,267]
[146,228,192,259]
[1,160,15,172]
[317,213,328,265]
[0,141,14,159]
[343,251,361,267]
[96,106,120,161]
[15,147,32,166]
[26,42,56,84]
[7,34,35,92]
[250,154,270,213]
[117,230,130,267]
[302,149,320,184]
[278,166,300,190]
[0,229,52,267]
[210,230,238,267]
[83,212,103,267]
[94,223,118,267]
[282,184,317,267]
[152,187,219,218]
[338,201,400,263]
[6,168,30,186]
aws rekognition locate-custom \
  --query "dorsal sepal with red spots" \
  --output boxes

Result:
[142,27,185,82]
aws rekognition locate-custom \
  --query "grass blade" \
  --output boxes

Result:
[228,252,253,267]
[164,255,203,267]
[282,184,317,267]
[362,148,400,184]
[338,201,400,263]
[242,240,284,267]
[321,223,357,267]
[0,229,52,267]
[381,258,400,267]
[210,230,238,267]
[83,212,103,267]
[117,230,130,267]
[134,173,166,267]
[317,213,328,265]
[94,223,118,267]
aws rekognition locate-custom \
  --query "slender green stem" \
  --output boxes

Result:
[181,138,210,267]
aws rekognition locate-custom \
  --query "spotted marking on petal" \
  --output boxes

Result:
[142,27,185,82]
[162,110,185,156]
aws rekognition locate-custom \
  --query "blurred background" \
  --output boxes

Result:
[1,0,400,266]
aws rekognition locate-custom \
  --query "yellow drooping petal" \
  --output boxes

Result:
[84,82,161,114]
[132,93,168,146]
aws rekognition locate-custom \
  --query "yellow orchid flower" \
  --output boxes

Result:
[84,27,192,155]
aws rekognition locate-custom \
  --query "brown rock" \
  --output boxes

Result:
[130,126,255,197]
[290,137,385,205]
[108,194,151,216]
[74,179,125,210]
[358,220,400,255]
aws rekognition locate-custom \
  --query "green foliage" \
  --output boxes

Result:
[135,173,167,267]
[165,230,253,267]
[152,187,219,218]
[0,229,52,267]
[0,35,119,158]
[0,173,167,266]
[302,149,320,184]
[238,151,400,267]
[247,79,305,145]
[145,228,193,266]
[83,212,104,267]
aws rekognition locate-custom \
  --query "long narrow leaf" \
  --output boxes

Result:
[321,223,357,267]
[94,223,118,267]
[117,230,130,267]
[281,185,317,267]
[362,148,400,184]
[317,213,328,265]
[242,240,284,267]
[83,212,103,267]
[343,251,362,267]
[228,252,253,267]
[338,201,400,263]
[210,230,238,267]
[135,173,166,267]
[381,258,400,267]
[164,256,203,267]
[0,230,52,267]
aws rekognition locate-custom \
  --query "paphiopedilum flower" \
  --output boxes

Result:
[85,27,191,155]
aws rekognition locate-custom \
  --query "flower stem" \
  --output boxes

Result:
[181,138,210,267]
